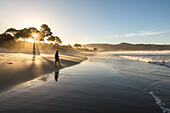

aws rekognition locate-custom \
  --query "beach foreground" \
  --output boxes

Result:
[0,57,163,113]
[0,50,89,92]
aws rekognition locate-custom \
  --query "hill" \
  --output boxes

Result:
[84,43,170,51]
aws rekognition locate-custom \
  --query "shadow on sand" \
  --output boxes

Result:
[0,52,82,93]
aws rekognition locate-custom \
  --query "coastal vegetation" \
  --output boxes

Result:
[0,24,63,51]
[84,43,170,51]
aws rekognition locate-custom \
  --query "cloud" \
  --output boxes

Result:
[110,30,170,38]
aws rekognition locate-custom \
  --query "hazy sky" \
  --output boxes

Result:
[0,0,170,44]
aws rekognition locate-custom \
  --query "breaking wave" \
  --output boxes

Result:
[101,51,170,67]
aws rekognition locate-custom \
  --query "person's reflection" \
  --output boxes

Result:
[55,71,59,82]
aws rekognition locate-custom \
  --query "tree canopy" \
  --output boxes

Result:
[5,28,18,36]
[47,35,62,44]
[0,24,62,44]
[0,33,15,42]
[74,43,81,48]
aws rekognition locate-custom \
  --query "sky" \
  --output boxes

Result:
[0,0,170,45]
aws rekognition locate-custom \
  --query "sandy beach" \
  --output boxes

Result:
[0,50,89,92]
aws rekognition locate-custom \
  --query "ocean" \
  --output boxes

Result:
[97,51,170,112]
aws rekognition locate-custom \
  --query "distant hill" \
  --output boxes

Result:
[84,43,170,51]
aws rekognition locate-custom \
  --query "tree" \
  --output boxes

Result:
[14,27,41,55]
[39,37,44,42]
[28,27,41,40]
[74,43,81,48]
[0,24,62,53]
[68,44,73,49]
[14,28,30,41]
[40,24,52,36]
[47,36,55,41]
[40,24,52,43]
[93,48,97,50]
[54,36,62,44]
[5,28,18,36]
[0,33,15,42]
[47,35,62,44]
[27,27,41,55]
[28,27,37,33]
[68,44,72,48]
[14,27,41,41]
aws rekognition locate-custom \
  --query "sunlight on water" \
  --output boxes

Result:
[100,51,170,67]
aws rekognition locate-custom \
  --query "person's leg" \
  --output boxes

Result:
[57,59,61,66]
[55,59,57,67]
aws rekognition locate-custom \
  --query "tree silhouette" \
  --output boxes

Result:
[55,36,62,44]
[28,27,41,40]
[28,27,41,55]
[0,24,62,53]
[74,43,81,48]
[14,27,41,55]
[14,27,41,41]
[14,28,30,41]
[47,35,62,44]
[0,33,15,42]
[5,28,18,36]
[47,35,55,41]
[40,24,52,43]
[39,37,44,42]
[40,24,52,36]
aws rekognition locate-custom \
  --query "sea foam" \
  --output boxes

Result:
[101,51,170,67]
[149,91,170,113]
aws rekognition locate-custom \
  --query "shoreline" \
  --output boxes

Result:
[0,51,91,93]
[0,58,162,113]
[0,50,168,113]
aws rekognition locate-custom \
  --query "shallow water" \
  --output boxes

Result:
[90,56,170,113]
[0,57,165,113]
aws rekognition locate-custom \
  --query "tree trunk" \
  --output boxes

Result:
[33,39,35,55]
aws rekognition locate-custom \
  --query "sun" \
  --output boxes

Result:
[33,33,38,38]
[27,38,34,43]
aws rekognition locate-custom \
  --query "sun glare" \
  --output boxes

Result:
[33,33,38,38]
[27,38,34,43]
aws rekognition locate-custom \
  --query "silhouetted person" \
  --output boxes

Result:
[55,50,60,67]
[55,71,59,81]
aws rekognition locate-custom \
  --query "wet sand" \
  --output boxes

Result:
[0,59,162,113]
[0,51,88,92]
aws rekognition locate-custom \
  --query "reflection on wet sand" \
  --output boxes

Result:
[0,52,86,93]
[38,70,60,82]
[0,60,162,113]
[54,71,59,81]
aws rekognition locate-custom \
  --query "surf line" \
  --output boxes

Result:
[149,91,170,113]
